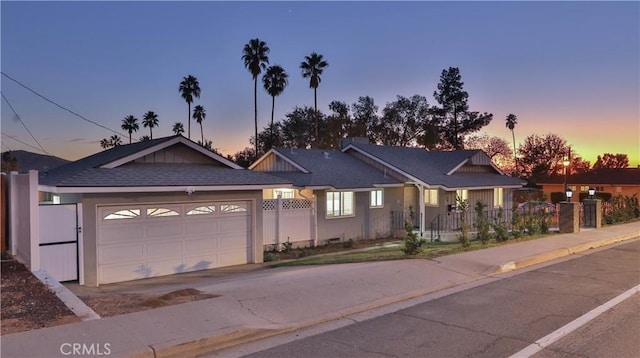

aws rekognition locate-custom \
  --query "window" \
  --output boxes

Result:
[456,189,468,202]
[370,189,383,208]
[187,206,216,215]
[493,188,504,208]
[146,208,180,217]
[274,188,295,199]
[326,191,354,217]
[104,209,140,220]
[424,189,438,206]
[220,204,248,213]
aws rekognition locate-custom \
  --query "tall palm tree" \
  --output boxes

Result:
[109,135,122,147]
[179,75,201,139]
[142,111,159,139]
[505,113,518,170]
[242,38,270,154]
[262,65,288,145]
[172,122,185,136]
[100,138,110,150]
[121,115,139,144]
[192,105,207,145]
[300,52,328,146]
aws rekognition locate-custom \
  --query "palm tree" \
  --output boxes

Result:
[172,122,185,136]
[121,115,139,144]
[505,113,518,170]
[300,52,328,146]
[242,38,270,154]
[139,135,151,141]
[142,111,159,139]
[100,138,110,150]
[192,105,207,145]
[109,135,122,147]
[262,65,288,145]
[179,75,201,139]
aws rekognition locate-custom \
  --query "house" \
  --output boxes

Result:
[10,135,291,286]
[251,138,525,245]
[537,168,640,201]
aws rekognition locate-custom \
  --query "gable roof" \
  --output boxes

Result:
[1,150,70,173]
[253,148,402,190]
[39,135,290,192]
[343,143,524,189]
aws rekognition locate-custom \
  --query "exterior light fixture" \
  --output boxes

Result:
[588,187,595,199]
[565,188,573,202]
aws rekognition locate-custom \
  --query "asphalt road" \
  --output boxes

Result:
[223,239,639,358]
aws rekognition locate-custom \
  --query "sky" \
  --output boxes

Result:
[1,1,639,167]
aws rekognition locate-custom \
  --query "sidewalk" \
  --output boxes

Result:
[2,222,638,358]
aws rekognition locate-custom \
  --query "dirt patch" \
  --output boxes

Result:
[1,253,81,335]
[79,288,219,317]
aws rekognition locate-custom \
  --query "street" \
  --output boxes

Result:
[213,239,639,358]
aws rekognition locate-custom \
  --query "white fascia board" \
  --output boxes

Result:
[342,145,430,187]
[443,184,524,191]
[373,183,405,188]
[249,148,310,173]
[38,184,291,194]
[446,158,469,176]
[101,136,242,169]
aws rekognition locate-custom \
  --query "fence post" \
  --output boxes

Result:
[276,194,283,248]
[559,202,580,234]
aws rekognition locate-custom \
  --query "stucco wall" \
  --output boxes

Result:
[80,190,263,287]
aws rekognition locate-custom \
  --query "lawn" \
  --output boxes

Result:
[269,233,557,267]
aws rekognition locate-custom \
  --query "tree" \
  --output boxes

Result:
[142,111,159,139]
[262,65,288,146]
[300,52,328,146]
[109,135,122,147]
[323,101,350,149]
[139,135,151,142]
[192,105,207,145]
[242,38,270,155]
[374,95,430,147]
[231,147,258,168]
[100,138,110,150]
[1,151,18,172]
[280,106,318,148]
[465,134,513,171]
[432,67,492,149]
[121,115,139,144]
[179,75,201,139]
[518,133,569,182]
[592,153,629,169]
[172,122,185,136]
[349,96,379,140]
[505,113,518,168]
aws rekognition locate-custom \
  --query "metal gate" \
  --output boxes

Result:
[39,204,81,282]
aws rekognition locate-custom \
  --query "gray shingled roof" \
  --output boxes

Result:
[347,143,524,189]
[269,148,401,189]
[40,136,290,188]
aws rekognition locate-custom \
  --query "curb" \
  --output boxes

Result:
[495,233,639,274]
[32,270,101,321]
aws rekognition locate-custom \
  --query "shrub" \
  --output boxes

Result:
[510,201,523,239]
[492,207,509,242]
[281,241,293,253]
[263,252,278,262]
[474,201,491,245]
[603,194,639,224]
[342,239,354,249]
[402,206,425,255]
[457,197,470,248]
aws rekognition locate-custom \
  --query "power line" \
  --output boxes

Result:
[1,91,49,155]
[1,71,125,137]
[1,132,47,153]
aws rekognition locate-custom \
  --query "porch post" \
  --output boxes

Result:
[28,170,40,271]
[418,184,425,237]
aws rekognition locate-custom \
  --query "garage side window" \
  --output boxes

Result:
[220,204,248,213]
[187,206,216,215]
[104,209,140,220]
[146,208,180,217]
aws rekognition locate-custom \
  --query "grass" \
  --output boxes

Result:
[270,233,556,267]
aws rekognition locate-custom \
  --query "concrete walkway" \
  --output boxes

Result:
[2,222,638,358]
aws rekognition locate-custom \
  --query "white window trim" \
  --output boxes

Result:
[370,189,384,208]
[326,191,355,218]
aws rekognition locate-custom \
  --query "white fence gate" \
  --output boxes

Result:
[39,204,82,282]
[263,198,314,248]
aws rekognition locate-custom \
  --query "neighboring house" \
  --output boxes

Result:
[251,138,525,244]
[31,135,290,286]
[537,168,640,200]
[1,150,70,173]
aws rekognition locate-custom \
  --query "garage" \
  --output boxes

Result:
[97,201,251,284]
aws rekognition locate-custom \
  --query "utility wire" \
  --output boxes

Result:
[1,91,49,155]
[1,71,125,137]
[1,132,47,153]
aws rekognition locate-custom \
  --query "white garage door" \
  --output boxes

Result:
[97,201,251,284]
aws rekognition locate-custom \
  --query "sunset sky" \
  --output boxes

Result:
[1,1,638,167]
